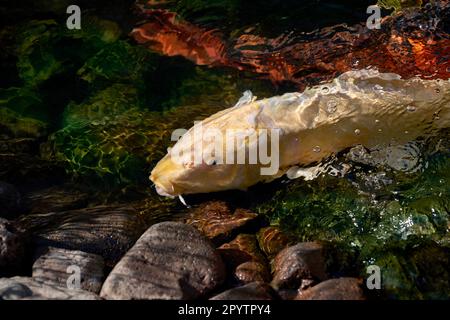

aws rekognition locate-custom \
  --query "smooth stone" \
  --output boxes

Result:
[186,201,259,244]
[235,261,270,284]
[218,234,270,285]
[17,205,145,266]
[32,247,105,294]
[256,226,294,259]
[296,277,365,300]
[0,276,99,300]
[0,218,27,274]
[210,282,274,300]
[0,181,22,219]
[271,242,327,290]
[100,222,225,300]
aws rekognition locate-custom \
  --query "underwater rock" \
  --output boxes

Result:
[256,226,295,259]
[271,242,327,290]
[218,234,270,285]
[186,201,259,244]
[32,247,105,294]
[0,218,28,275]
[17,205,145,266]
[0,276,100,300]
[0,181,22,219]
[23,185,90,214]
[152,69,450,196]
[210,281,274,300]
[296,277,365,300]
[234,261,271,284]
[100,222,225,300]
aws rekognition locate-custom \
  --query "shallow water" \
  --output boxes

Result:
[0,0,449,299]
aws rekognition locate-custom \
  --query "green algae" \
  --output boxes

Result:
[255,140,450,299]
[377,0,422,11]
[0,107,47,139]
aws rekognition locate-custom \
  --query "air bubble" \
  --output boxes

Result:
[321,86,330,94]
[374,84,383,91]
[313,146,321,153]
[435,88,440,94]
[354,129,361,135]
[406,105,416,112]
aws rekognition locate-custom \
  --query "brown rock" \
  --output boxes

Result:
[271,242,327,290]
[100,222,225,300]
[210,282,274,300]
[257,226,294,259]
[296,278,365,300]
[32,247,105,294]
[186,201,259,244]
[235,261,270,284]
[17,205,145,266]
[218,234,270,285]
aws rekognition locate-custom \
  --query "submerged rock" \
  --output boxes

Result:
[100,222,225,300]
[32,247,105,294]
[235,261,270,284]
[256,226,295,259]
[296,277,365,300]
[17,205,145,266]
[186,201,259,244]
[210,282,274,300]
[0,276,99,300]
[271,242,327,290]
[218,234,270,285]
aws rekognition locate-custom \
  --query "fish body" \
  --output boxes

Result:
[150,70,450,196]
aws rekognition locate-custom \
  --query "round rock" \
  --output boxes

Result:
[296,277,365,300]
[100,221,225,300]
[271,242,327,290]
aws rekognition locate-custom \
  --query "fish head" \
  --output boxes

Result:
[150,124,250,197]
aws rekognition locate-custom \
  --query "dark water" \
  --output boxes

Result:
[0,0,449,299]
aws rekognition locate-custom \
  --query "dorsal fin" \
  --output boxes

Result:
[233,90,256,108]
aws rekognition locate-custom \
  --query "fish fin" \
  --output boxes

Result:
[234,90,256,108]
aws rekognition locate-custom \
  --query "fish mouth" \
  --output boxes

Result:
[150,155,185,197]
[154,184,176,198]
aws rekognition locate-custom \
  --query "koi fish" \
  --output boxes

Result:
[150,69,449,197]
